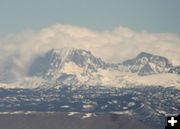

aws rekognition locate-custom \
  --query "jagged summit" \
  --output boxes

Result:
[169,65,180,74]
[47,47,93,67]
[137,52,172,66]
[28,47,107,78]
[122,52,173,75]
[28,48,178,78]
[137,52,153,58]
[1,48,180,88]
[52,47,75,53]
[49,47,106,68]
[49,47,92,60]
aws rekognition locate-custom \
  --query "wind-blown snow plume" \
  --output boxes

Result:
[0,24,180,82]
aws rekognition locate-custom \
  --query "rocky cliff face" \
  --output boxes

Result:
[122,52,173,75]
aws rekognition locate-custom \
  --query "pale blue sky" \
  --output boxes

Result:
[0,0,180,36]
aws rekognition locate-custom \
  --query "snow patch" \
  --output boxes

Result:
[81,113,95,119]
[68,112,79,116]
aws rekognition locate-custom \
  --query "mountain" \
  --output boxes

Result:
[28,48,107,75]
[0,48,179,129]
[29,49,176,78]
[169,66,180,74]
[122,52,173,76]
[28,48,110,85]
[1,48,179,88]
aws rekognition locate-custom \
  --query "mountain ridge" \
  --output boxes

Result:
[29,48,179,77]
[0,47,179,89]
[122,51,174,75]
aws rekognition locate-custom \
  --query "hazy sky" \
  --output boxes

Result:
[0,0,180,36]
[0,0,180,82]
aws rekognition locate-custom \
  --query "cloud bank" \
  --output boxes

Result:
[0,24,180,82]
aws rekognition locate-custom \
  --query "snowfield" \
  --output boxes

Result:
[0,71,179,89]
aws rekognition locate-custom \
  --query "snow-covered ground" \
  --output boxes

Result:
[0,70,179,89]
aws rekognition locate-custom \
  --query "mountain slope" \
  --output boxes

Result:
[169,66,180,74]
[28,48,107,76]
[122,52,173,75]
[1,48,179,89]
[27,48,110,85]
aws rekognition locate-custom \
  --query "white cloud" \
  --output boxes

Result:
[0,24,180,81]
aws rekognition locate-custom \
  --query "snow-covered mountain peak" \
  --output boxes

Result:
[50,47,86,59]
[50,47,74,59]
[134,52,171,65]
[1,48,180,89]
[122,52,173,75]
[137,52,152,58]
[28,47,107,79]
[48,47,106,69]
